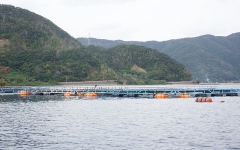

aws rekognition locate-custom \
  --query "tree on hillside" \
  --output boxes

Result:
[0,66,9,86]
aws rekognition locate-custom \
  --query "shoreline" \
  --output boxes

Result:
[1,81,240,88]
[59,81,240,86]
[59,80,119,86]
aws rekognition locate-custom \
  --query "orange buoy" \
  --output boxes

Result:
[155,93,168,99]
[195,97,212,102]
[77,92,83,96]
[84,92,98,97]
[195,97,202,102]
[205,97,212,102]
[20,91,32,96]
[64,92,73,96]
[201,97,207,102]
[178,93,190,98]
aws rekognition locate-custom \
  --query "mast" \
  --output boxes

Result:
[88,32,90,46]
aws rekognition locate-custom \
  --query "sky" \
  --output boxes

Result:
[1,0,240,41]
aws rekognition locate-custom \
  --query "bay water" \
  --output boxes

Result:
[0,86,240,149]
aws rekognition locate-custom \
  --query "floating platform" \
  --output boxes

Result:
[1,86,240,98]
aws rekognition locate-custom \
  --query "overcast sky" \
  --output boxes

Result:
[1,0,240,41]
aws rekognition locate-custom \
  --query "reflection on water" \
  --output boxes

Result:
[0,93,240,149]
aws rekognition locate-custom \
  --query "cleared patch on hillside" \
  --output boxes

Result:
[0,39,9,47]
[131,64,147,73]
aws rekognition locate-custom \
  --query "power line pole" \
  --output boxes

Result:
[88,32,90,46]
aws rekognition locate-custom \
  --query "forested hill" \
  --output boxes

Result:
[0,5,192,85]
[87,45,192,84]
[0,5,98,85]
[0,4,81,51]
[77,33,240,82]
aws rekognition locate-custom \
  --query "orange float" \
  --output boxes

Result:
[202,97,208,102]
[77,92,83,96]
[195,97,202,102]
[195,97,212,102]
[84,92,98,97]
[205,97,212,102]
[178,93,190,98]
[20,91,32,96]
[155,93,168,99]
[64,92,73,96]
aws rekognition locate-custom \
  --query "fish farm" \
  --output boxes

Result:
[1,86,240,98]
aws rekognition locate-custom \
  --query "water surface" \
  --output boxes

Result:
[0,94,240,149]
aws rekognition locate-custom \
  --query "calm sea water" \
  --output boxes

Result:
[0,90,240,149]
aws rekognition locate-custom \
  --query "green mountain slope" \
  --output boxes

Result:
[77,33,240,82]
[0,5,81,51]
[0,5,100,85]
[159,34,240,82]
[88,45,192,84]
[0,5,192,85]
